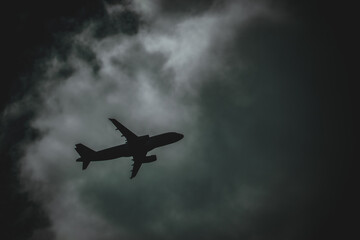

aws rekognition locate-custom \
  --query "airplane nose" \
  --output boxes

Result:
[179,133,184,140]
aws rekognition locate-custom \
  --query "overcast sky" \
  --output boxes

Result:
[1,1,356,240]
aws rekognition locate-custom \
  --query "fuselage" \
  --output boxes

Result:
[92,132,183,161]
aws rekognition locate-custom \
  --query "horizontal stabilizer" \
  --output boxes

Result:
[82,160,91,170]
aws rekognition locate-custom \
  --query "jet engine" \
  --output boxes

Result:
[142,155,157,163]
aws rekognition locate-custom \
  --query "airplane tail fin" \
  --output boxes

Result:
[75,144,95,170]
[75,143,95,156]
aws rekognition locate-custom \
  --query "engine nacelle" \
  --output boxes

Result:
[142,155,157,163]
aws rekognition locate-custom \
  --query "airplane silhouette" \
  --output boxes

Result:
[75,118,184,179]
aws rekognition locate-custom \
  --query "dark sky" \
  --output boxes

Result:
[1,1,357,239]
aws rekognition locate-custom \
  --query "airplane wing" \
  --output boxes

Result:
[130,159,142,179]
[109,118,138,142]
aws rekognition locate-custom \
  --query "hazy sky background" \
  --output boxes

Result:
[2,1,356,240]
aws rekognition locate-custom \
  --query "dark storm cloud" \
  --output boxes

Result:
[2,1,128,239]
[74,43,102,74]
[2,0,356,240]
[0,108,48,240]
[158,0,219,13]
[93,10,140,38]
[3,0,140,110]
[194,6,356,239]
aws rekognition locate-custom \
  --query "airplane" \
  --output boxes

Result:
[75,118,184,179]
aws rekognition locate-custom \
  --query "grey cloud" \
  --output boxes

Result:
[17,2,267,239]
[3,0,354,240]
[9,1,280,239]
